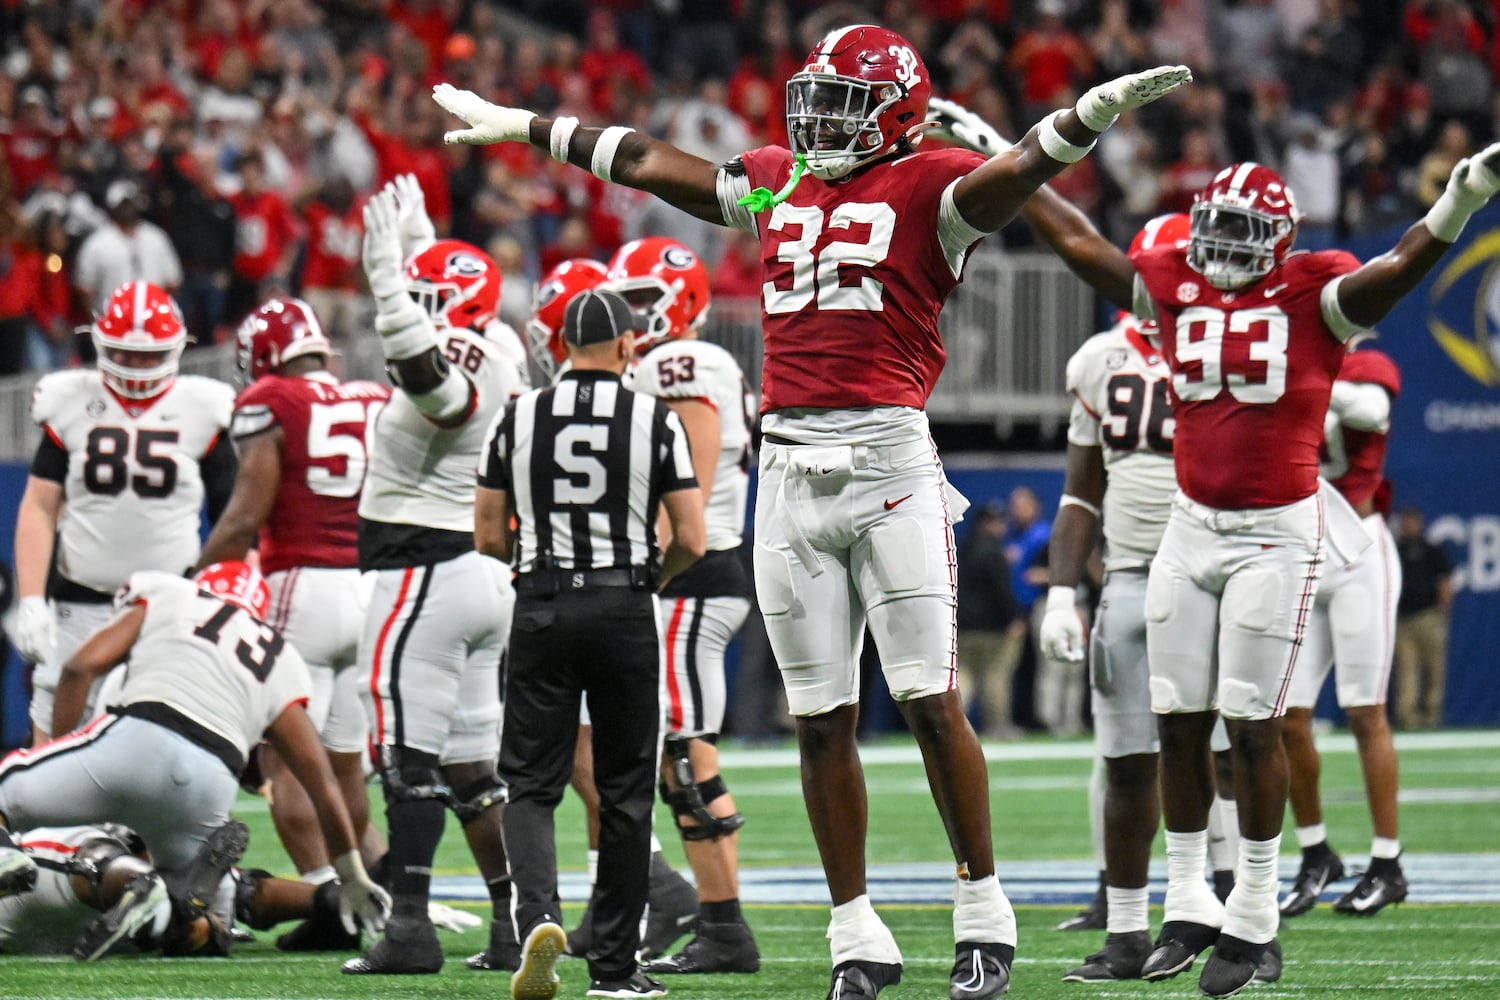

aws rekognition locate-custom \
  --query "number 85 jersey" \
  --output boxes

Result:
[1066,320,1179,570]
[30,370,234,592]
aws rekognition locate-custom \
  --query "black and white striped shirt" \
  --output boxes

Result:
[478,370,698,574]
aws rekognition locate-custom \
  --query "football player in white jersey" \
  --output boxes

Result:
[605,237,761,976]
[12,281,237,743]
[344,187,524,976]
[0,562,388,940]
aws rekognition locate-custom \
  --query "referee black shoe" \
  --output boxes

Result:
[1278,844,1344,917]
[1061,930,1151,981]
[1197,933,1268,998]
[1140,920,1220,981]
[824,959,902,1000]
[586,969,668,997]
[1056,874,1107,931]
[1333,858,1408,916]
[950,941,1012,999]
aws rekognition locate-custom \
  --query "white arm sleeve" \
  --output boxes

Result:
[1131,273,1158,322]
[1320,275,1364,342]
[1328,379,1392,432]
[716,168,758,235]
[938,178,989,279]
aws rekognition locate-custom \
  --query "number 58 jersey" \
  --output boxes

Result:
[30,371,234,592]
[1066,321,1179,570]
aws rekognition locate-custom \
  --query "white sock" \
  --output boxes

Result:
[1222,836,1280,944]
[587,848,599,886]
[828,895,903,967]
[1163,829,1223,926]
[953,874,1016,946]
[1089,756,1107,871]
[650,835,664,854]
[1295,823,1328,850]
[1208,797,1240,872]
[301,865,336,885]
[1106,886,1149,934]
[1371,837,1402,860]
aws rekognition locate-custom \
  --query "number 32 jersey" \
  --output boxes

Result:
[231,372,390,574]
[1066,321,1179,570]
[30,371,234,592]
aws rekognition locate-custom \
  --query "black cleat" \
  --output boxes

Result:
[0,847,38,899]
[1141,920,1220,981]
[1255,937,1283,983]
[467,917,522,971]
[1056,874,1107,931]
[1213,869,1235,904]
[166,819,249,915]
[510,922,566,1000]
[824,960,902,1000]
[640,854,698,959]
[567,896,596,957]
[586,969,668,997]
[1197,933,1267,998]
[341,913,444,974]
[641,919,760,974]
[1333,860,1408,916]
[1279,845,1344,917]
[950,941,1013,1000]
[73,872,169,961]
[1061,930,1151,982]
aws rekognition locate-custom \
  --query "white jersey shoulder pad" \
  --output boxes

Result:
[30,369,100,427]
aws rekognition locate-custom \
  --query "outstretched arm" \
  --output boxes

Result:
[433,85,724,225]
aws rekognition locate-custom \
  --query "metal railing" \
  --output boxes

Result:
[0,250,1095,462]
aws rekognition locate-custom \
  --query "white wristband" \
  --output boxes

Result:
[373,298,437,361]
[1059,493,1102,518]
[1424,186,1476,243]
[549,116,580,164]
[1037,110,1095,164]
[1046,585,1078,613]
[591,126,635,182]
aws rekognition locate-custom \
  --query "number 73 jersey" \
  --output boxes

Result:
[1066,321,1179,570]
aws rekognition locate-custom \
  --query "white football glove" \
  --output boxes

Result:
[1039,585,1086,665]
[333,851,391,936]
[432,83,536,146]
[13,596,55,663]
[361,190,407,303]
[1426,140,1500,242]
[428,901,483,933]
[386,173,437,258]
[926,96,1011,156]
[1076,65,1193,132]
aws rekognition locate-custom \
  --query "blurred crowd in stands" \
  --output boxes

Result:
[2,0,1500,373]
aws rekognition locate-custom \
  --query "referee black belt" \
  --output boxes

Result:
[515,566,656,595]
[111,701,246,778]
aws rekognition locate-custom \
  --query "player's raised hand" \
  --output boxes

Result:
[432,83,536,145]
[1076,65,1193,131]
[1426,139,1500,241]
[333,851,391,936]
[13,596,55,663]
[1039,586,1087,667]
[926,96,1011,156]
[361,189,406,301]
[387,173,436,256]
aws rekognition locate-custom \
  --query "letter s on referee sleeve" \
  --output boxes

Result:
[658,408,698,493]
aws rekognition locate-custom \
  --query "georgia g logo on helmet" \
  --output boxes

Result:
[446,252,488,278]
[661,246,697,271]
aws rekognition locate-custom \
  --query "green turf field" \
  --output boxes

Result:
[3,731,1497,998]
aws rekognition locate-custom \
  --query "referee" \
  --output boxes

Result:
[476,287,705,1000]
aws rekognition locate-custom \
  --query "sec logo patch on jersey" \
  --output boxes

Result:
[1177,282,1200,303]
[1106,349,1128,371]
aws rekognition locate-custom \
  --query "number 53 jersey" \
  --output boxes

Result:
[30,370,234,592]
[1065,320,1179,571]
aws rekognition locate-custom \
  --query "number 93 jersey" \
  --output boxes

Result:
[1065,320,1179,570]
[30,371,234,592]
[112,571,311,761]
[625,340,753,550]
[231,372,390,573]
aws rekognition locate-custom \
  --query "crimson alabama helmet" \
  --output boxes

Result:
[603,237,710,356]
[786,24,933,181]
[92,281,187,399]
[236,297,332,381]
[527,258,607,380]
[1188,162,1301,290]
[193,561,271,621]
[405,239,500,331]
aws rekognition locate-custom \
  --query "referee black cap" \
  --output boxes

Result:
[562,288,645,347]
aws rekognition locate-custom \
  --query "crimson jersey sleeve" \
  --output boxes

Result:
[1338,347,1401,397]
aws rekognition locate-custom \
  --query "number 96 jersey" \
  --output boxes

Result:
[30,371,234,592]
[626,340,753,551]
[1066,321,1179,570]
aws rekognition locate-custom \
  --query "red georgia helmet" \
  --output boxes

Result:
[92,281,187,399]
[405,239,501,331]
[1188,162,1301,290]
[193,561,271,621]
[787,24,933,181]
[236,297,332,381]
[1129,213,1191,256]
[527,258,607,381]
[602,237,710,356]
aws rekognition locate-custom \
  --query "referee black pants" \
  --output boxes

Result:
[500,587,661,980]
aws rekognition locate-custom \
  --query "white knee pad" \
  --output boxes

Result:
[867,517,929,600]
[1218,678,1271,720]
[1222,568,1284,634]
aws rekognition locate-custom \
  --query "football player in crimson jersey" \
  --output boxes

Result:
[1007,133,1500,994]
[12,281,237,744]
[194,297,389,924]
[434,27,1189,1000]
[1279,345,1408,918]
